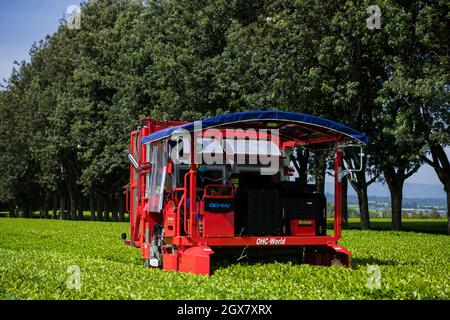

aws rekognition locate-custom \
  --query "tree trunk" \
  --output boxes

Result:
[315,151,327,194]
[386,181,404,231]
[391,189,403,230]
[443,188,449,235]
[112,195,118,222]
[38,197,44,219]
[383,165,413,231]
[8,200,16,218]
[77,195,84,220]
[357,187,370,230]
[118,190,125,222]
[23,201,31,218]
[103,198,110,222]
[89,192,96,221]
[60,191,65,220]
[425,144,449,235]
[43,194,49,219]
[316,171,325,194]
[350,167,371,230]
[67,183,77,220]
[342,176,349,229]
[296,148,309,185]
[66,196,71,220]
[96,196,103,221]
[439,176,449,236]
[52,193,58,219]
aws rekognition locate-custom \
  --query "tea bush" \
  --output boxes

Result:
[0,218,448,299]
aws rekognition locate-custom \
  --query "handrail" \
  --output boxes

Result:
[176,192,186,237]
[183,171,190,235]
[171,187,185,203]
[203,184,234,198]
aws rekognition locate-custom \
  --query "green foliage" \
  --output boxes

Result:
[0,0,448,230]
[0,218,448,300]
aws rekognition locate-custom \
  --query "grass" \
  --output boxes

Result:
[331,218,449,235]
[0,218,449,300]
[0,211,129,221]
[1,211,446,233]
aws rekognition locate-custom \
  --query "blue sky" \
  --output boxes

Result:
[0,0,447,187]
[0,0,78,85]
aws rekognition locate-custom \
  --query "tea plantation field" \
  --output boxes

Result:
[0,218,448,300]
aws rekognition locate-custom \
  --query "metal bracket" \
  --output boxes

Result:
[128,153,138,169]
[349,171,358,182]
[338,143,364,175]
[338,169,348,182]
[338,169,358,182]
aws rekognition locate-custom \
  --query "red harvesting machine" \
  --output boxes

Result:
[122,110,367,275]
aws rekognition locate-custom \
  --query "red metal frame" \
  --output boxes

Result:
[125,116,354,275]
[172,235,337,247]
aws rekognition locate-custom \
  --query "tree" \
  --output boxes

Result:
[0,62,41,218]
[377,0,449,234]
[372,89,422,230]
[311,0,386,230]
[0,0,447,231]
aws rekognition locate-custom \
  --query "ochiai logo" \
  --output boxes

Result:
[208,203,231,209]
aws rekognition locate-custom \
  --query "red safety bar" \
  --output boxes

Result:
[125,183,130,213]
[203,184,234,198]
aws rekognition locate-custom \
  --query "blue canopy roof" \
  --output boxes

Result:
[141,110,368,145]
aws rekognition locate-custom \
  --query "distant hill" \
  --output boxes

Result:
[325,194,447,207]
[325,182,446,199]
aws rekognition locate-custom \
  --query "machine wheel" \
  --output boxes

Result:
[330,258,344,267]
[150,224,165,268]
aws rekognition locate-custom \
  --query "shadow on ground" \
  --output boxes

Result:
[210,247,305,273]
